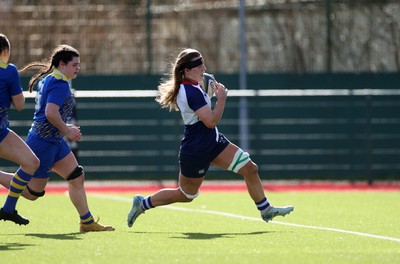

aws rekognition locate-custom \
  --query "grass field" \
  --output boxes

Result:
[1,190,399,264]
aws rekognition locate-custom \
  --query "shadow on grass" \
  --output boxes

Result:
[177,231,276,240]
[0,233,82,251]
[132,230,285,240]
[25,232,83,240]
[0,242,34,251]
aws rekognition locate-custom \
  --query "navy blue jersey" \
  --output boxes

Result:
[28,69,74,142]
[0,62,23,129]
[177,81,219,156]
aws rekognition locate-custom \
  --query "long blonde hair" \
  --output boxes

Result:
[156,48,201,111]
[19,45,79,92]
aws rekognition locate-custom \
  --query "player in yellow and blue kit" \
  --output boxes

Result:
[1,44,114,232]
[0,33,40,225]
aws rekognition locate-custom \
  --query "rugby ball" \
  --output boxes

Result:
[202,73,216,97]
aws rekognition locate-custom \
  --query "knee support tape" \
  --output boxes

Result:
[27,185,45,197]
[179,185,199,200]
[227,149,250,173]
[67,165,84,181]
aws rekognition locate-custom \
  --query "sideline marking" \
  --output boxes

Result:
[91,193,400,243]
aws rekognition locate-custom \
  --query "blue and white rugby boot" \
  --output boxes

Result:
[127,195,145,227]
[261,205,294,222]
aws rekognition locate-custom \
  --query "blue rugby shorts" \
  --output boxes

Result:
[26,134,71,178]
[0,128,10,142]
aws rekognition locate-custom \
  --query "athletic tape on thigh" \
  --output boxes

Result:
[227,149,250,173]
[178,184,199,200]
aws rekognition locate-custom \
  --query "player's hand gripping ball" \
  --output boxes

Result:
[202,73,216,97]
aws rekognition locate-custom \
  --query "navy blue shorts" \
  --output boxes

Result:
[26,134,71,178]
[179,133,230,178]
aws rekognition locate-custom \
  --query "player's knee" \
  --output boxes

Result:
[178,185,199,202]
[239,161,259,181]
[21,156,40,175]
[246,161,258,175]
[26,185,45,200]
[29,156,40,171]
[66,166,84,181]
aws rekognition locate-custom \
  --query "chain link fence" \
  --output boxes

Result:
[1,0,399,74]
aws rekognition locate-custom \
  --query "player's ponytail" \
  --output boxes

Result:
[19,63,51,92]
[156,48,201,111]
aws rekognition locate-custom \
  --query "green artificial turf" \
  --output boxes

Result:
[1,191,399,264]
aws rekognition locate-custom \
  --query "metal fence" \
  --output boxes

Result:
[1,0,399,74]
[3,83,400,181]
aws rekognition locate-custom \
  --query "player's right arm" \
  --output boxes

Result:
[45,102,81,142]
[195,82,228,128]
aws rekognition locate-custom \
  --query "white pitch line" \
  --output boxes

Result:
[91,193,400,243]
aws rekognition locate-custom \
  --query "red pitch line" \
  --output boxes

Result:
[1,181,399,194]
